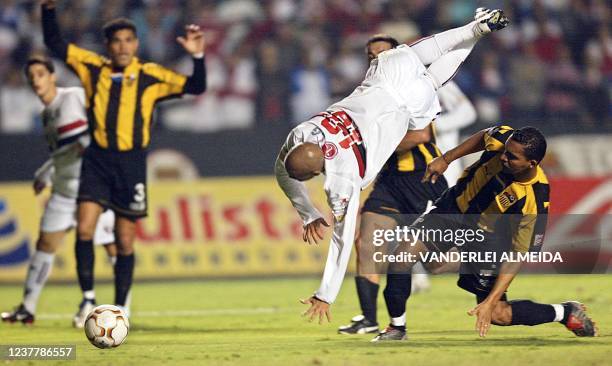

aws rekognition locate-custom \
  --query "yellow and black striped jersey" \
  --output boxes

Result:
[65,45,187,151]
[444,125,550,252]
[382,126,443,174]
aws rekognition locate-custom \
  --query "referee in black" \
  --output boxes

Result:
[41,0,207,321]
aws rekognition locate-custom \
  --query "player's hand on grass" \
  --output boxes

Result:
[33,179,47,195]
[468,301,494,337]
[302,218,329,245]
[40,0,57,9]
[300,296,331,324]
[176,24,206,56]
[422,155,449,184]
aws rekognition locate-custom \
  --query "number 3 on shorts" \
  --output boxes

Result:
[133,183,146,203]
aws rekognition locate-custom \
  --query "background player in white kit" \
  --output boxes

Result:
[1,57,117,327]
[275,8,508,323]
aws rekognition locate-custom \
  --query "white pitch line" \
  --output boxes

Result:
[37,307,282,320]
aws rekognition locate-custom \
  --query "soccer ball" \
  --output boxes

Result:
[84,305,129,349]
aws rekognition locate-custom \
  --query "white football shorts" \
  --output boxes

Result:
[40,193,115,245]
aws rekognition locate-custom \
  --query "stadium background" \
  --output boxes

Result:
[0,0,610,282]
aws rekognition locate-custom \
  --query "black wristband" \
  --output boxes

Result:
[312,295,329,304]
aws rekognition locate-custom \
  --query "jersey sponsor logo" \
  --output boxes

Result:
[533,234,544,247]
[111,73,123,83]
[330,197,349,222]
[322,142,338,160]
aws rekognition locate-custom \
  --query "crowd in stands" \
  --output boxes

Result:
[0,0,609,135]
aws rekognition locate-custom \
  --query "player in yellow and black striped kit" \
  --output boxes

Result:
[40,0,207,324]
[372,125,598,341]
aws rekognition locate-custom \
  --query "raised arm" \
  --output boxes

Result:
[41,0,68,60]
[176,24,207,95]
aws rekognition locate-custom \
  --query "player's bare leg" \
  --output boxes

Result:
[103,242,117,264]
[114,216,136,316]
[1,230,66,325]
[73,201,103,328]
[339,212,397,334]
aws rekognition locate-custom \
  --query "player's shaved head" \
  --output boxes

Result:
[284,143,325,181]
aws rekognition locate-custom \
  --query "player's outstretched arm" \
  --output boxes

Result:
[300,296,331,324]
[423,129,487,183]
[468,261,521,337]
[303,218,329,245]
[274,151,325,226]
[177,24,207,95]
[309,186,361,313]
[40,0,68,60]
[395,125,433,153]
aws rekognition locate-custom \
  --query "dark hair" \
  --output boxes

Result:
[24,56,54,76]
[103,18,137,41]
[510,126,547,163]
[366,34,400,49]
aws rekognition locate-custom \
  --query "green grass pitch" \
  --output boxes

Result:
[1,275,610,365]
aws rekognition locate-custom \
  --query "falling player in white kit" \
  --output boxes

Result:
[1,57,117,326]
[275,8,508,323]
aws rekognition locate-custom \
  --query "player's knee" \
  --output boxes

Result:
[36,236,57,253]
[491,302,512,326]
[115,236,135,256]
[76,222,96,241]
[363,274,380,284]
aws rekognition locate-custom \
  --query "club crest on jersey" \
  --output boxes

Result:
[498,191,516,207]
[322,142,338,160]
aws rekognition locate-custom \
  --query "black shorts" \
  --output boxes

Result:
[78,145,148,219]
[362,172,447,222]
[457,274,507,303]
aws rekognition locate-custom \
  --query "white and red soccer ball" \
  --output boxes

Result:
[84,305,129,349]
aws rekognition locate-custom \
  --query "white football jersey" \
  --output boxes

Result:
[36,87,90,198]
[330,44,441,186]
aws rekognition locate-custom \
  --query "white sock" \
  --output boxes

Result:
[22,251,55,314]
[83,290,96,301]
[410,22,483,66]
[552,304,565,322]
[124,290,132,313]
[391,313,406,327]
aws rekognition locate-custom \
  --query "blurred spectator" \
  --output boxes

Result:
[545,45,583,123]
[255,40,290,125]
[0,66,41,134]
[475,52,505,124]
[0,0,610,135]
[290,45,330,123]
[508,43,547,122]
